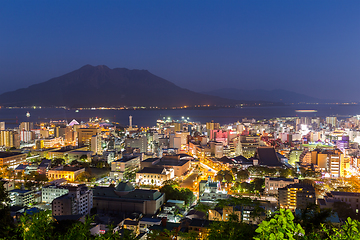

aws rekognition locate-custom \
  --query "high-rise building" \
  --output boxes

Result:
[125,136,148,153]
[326,117,337,128]
[19,122,33,131]
[55,126,66,138]
[52,184,93,216]
[0,122,5,131]
[278,184,315,210]
[206,121,220,137]
[65,126,74,144]
[20,131,33,143]
[91,135,103,155]
[0,130,20,148]
[77,128,99,147]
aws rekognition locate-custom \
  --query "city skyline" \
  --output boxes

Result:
[1,1,359,101]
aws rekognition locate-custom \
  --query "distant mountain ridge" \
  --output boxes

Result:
[202,88,335,103]
[0,65,237,108]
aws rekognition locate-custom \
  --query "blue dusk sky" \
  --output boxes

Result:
[0,0,359,101]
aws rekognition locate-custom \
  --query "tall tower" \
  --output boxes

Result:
[235,136,243,156]
[129,116,132,128]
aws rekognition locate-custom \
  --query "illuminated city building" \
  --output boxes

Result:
[52,184,92,216]
[239,135,260,159]
[77,128,99,147]
[326,117,337,128]
[206,121,220,138]
[136,167,174,186]
[9,189,36,207]
[93,182,165,215]
[278,184,315,210]
[0,151,27,168]
[47,166,85,181]
[110,155,140,180]
[319,191,360,214]
[0,130,20,148]
[265,177,300,195]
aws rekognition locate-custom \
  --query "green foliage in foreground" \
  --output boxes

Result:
[159,180,195,205]
[254,209,360,240]
[2,207,360,240]
[0,210,136,240]
[174,208,360,240]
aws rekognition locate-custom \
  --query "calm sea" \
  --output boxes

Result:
[0,104,359,128]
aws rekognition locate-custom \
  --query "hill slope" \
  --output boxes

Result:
[0,65,236,108]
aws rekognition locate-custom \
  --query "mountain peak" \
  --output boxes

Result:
[0,66,236,108]
[80,64,110,70]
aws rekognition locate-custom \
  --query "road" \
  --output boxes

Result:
[181,173,198,189]
[200,162,218,174]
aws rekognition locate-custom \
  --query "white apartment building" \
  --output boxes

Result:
[52,184,93,216]
[42,184,70,204]
[265,177,300,195]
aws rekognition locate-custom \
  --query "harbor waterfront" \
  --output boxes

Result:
[1,103,359,128]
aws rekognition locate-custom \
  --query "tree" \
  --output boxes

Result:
[254,209,305,240]
[0,183,14,239]
[224,170,234,183]
[295,203,332,235]
[162,179,179,187]
[17,171,23,181]
[237,170,250,182]
[252,178,264,192]
[35,174,48,184]
[52,158,65,167]
[215,173,224,182]
[80,154,88,162]
[333,201,358,220]
[207,213,256,240]
[280,168,296,178]
[19,210,54,240]
[231,167,238,175]
[194,203,211,219]
[320,217,360,240]
[70,160,80,166]
[160,182,194,205]
[76,172,92,182]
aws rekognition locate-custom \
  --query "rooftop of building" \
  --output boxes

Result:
[156,158,189,167]
[115,182,135,192]
[69,150,92,154]
[256,147,283,167]
[9,189,32,194]
[53,214,84,222]
[123,219,139,226]
[217,156,233,164]
[330,191,360,197]
[38,159,51,167]
[149,222,180,232]
[0,152,26,158]
[280,183,315,191]
[50,166,84,172]
[266,177,298,182]
[142,158,160,163]
[137,167,165,174]
[232,155,251,163]
[122,189,162,200]
[93,186,163,201]
[177,154,194,159]
[139,217,162,224]
[113,156,139,163]
[188,218,215,228]
[51,147,77,153]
